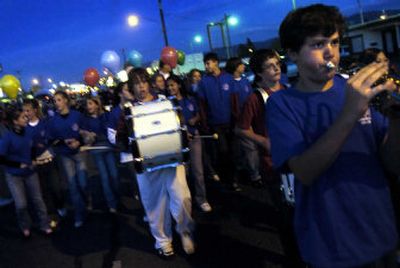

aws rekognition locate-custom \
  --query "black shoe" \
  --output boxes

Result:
[232,182,242,192]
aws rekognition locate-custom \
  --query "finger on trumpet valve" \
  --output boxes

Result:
[212,133,219,140]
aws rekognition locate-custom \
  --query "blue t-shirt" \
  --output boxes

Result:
[178,97,199,135]
[26,119,49,157]
[197,72,234,126]
[0,129,34,176]
[80,113,111,146]
[266,75,397,267]
[47,110,83,155]
[233,76,252,111]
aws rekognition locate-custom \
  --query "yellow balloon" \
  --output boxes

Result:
[0,75,20,99]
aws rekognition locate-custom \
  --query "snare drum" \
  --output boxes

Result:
[125,98,189,173]
[280,173,295,206]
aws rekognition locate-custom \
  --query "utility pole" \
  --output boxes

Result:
[219,23,230,58]
[224,14,232,58]
[207,24,213,51]
[157,0,169,46]
[207,21,230,59]
[357,0,365,24]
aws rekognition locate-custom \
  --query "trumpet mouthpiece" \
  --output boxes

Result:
[326,61,336,70]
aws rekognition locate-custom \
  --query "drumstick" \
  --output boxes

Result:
[193,133,219,140]
[80,146,112,151]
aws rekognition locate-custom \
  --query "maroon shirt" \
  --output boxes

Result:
[237,85,285,137]
[237,85,285,176]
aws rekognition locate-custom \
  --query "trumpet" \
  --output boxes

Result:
[338,63,400,114]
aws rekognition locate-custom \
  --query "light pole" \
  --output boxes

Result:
[207,15,238,59]
[157,0,169,46]
[207,22,229,58]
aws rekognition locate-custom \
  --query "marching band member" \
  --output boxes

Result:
[0,107,52,237]
[23,99,67,220]
[117,68,195,258]
[47,91,88,228]
[166,75,212,213]
[267,4,400,267]
[81,96,119,213]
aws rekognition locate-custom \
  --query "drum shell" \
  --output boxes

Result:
[127,99,188,172]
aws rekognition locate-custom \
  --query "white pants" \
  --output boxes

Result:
[136,165,194,249]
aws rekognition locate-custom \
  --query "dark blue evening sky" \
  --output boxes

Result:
[1,0,399,88]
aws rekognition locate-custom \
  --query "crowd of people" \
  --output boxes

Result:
[1,3,400,267]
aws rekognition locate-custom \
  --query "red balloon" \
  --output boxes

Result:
[160,47,178,68]
[84,68,100,87]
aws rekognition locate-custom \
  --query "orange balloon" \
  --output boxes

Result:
[0,75,20,99]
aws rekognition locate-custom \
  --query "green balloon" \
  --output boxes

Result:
[177,50,185,65]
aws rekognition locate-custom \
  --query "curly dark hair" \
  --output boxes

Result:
[279,4,346,53]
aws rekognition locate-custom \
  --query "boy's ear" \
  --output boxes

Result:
[287,49,298,64]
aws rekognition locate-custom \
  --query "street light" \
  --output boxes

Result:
[127,15,139,27]
[32,78,39,85]
[380,10,387,20]
[194,35,202,44]
[227,16,238,26]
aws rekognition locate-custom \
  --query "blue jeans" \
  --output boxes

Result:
[91,150,119,209]
[5,172,49,230]
[58,153,88,222]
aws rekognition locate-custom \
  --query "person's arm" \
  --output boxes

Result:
[288,62,391,185]
[236,127,270,151]
[197,81,209,133]
[0,155,25,168]
[236,93,269,150]
[115,112,130,152]
[188,112,200,127]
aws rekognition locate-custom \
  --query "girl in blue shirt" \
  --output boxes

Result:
[23,99,66,220]
[167,75,212,213]
[47,91,88,228]
[0,107,52,237]
[81,96,119,213]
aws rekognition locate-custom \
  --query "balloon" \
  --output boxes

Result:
[0,75,20,99]
[160,46,178,68]
[177,50,185,65]
[100,50,121,73]
[127,50,143,67]
[84,68,100,87]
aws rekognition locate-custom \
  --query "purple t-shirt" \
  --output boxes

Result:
[266,75,397,267]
